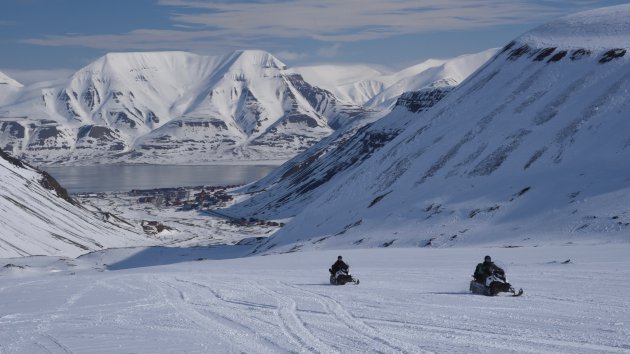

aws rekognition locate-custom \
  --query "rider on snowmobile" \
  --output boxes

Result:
[474,255,504,283]
[472,255,522,295]
[329,255,359,285]
[330,255,349,275]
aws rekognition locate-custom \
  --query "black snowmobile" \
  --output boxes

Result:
[470,268,523,296]
[329,267,359,285]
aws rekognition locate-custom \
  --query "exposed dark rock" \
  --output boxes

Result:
[508,45,531,60]
[29,126,63,147]
[570,49,592,60]
[109,142,125,151]
[382,240,396,247]
[286,114,320,128]
[0,122,25,139]
[469,129,530,176]
[112,111,136,128]
[82,85,101,111]
[469,205,500,218]
[500,41,517,54]
[0,148,26,168]
[533,48,556,61]
[510,186,531,201]
[147,111,159,123]
[77,125,92,140]
[423,238,436,247]
[548,50,567,63]
[50,233,90,250]
[395,86,453,113]
[368,192,390,208]
[39,171,78,206]
[599,49,626,63]
[281,150,325,179]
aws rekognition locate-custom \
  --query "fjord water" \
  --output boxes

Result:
[43,164,279,193]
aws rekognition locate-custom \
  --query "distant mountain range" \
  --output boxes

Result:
[290,49,497,110]
[0,50,493,165]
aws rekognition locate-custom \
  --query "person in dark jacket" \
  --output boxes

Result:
[330,255,349,275]
[474,255,504,284]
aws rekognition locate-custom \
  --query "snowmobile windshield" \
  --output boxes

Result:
[492,260,509,273]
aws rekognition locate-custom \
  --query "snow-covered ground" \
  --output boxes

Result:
[0,244,628,353]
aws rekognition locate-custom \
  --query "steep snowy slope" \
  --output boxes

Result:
[290,49,496,109]
[245,4,630,254]
[0,51,367,165]
[0,149,149,258]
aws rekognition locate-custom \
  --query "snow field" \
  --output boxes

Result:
[0,244,628,353]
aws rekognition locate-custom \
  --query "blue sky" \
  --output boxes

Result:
[1,0,627,83]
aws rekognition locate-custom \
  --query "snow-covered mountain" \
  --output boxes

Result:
[0,149,148,257]
[0,71,22,105]
[231,4,630,254]
[290,49,497,109]
[0,71,22,88]
[0,50,368,165]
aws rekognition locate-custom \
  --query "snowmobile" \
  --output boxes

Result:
[329,267,359,285]
[470,268,522,296]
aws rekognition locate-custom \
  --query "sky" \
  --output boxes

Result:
[1,0,628,84]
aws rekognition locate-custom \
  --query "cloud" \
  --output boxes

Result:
[317,43,341,58]
[20,0,610,53]
[275,50,309,61]
[20,29,257,56]
[159,0,579,42]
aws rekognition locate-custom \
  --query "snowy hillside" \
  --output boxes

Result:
[291,49,496,109]
[0,50,368,165]
[0,149,149,258]
[233,4,630,254]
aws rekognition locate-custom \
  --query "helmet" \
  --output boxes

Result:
[484,255,491,262]
[337,255,343,260]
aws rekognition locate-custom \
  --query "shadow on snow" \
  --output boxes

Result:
[80,244,254,271]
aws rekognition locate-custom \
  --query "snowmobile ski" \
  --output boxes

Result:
[511,287,523,297]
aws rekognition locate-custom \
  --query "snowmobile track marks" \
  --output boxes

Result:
[174,277,275,310]
[257,281,334,354]
[363,317,630,353]
[284,282,428,354]
[36,334,73,354]
[152,277,274,354]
